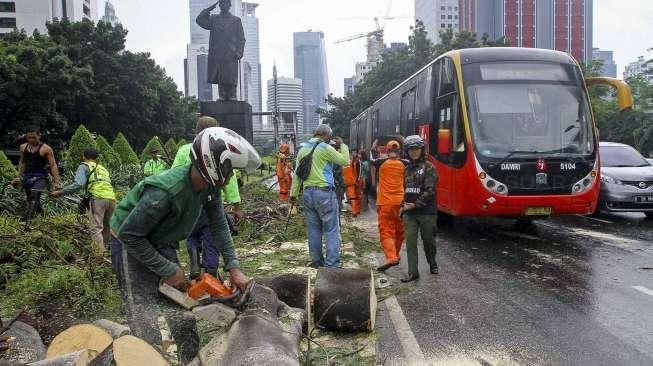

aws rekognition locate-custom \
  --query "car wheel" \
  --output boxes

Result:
[645,212,653,219]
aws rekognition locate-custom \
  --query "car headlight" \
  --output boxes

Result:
[600,174,622,185]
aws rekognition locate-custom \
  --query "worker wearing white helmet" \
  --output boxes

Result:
[109,126,260,363]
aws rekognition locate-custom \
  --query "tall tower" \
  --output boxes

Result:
[241,2,263,130]
[100,0,120,26]
[415,0,459,44]
[0,0,97,36]
[293,31,329,134]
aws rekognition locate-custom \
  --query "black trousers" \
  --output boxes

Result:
[110,238,199,363]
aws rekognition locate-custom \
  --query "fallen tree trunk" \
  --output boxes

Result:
[46,324,113,366]
[258,273,308,310]
[28,349,98,366]
[112,335,168,366]
[314,268,376,332]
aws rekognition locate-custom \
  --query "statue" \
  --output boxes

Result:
[197,0,246,101]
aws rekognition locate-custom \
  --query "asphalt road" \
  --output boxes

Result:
[374,212,653,366]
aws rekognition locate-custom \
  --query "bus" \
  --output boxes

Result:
[350,47,633,218]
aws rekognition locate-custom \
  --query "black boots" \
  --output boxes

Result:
[377,261,399,272]
[400,273,419,283]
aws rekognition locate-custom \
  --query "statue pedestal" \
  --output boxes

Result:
[200,101,253,143]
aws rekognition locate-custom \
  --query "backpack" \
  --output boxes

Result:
[295,142,321,181]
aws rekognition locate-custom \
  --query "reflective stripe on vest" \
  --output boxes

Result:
[83,162,116,201]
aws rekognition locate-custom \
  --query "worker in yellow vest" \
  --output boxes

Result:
[51,148,116,256]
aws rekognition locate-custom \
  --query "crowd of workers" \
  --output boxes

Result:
[8,119,439,358]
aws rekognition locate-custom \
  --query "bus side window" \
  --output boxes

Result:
[451,97,466,167]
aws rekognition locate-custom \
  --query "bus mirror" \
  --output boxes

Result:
[586,77,634,112]
[438,129,452,155]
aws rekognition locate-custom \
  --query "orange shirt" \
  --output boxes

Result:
[377,159,405,206]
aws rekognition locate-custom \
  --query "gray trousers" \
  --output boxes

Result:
[88,199,115,255]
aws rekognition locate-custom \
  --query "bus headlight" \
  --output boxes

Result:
[476,159,508,196]
[572,160,599,195]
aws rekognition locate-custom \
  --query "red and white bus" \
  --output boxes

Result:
[350,48,633,218]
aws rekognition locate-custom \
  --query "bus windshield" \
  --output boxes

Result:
[464,62,595,159]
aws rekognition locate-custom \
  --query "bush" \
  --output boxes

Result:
[177,139,189,149]
[140,136,165,164]
[0,150,16,182]
[65,124,97,171]
[164,138,178,162]
[96,135,122,172]
[113,132,140,167]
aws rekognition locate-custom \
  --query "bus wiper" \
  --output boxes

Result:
[492,150,542,169]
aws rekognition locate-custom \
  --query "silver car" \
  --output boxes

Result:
[598,142,653,218]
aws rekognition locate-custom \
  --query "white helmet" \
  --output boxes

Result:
[191,127,261,186]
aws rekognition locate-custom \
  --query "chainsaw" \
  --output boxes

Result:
[160,272,253,310]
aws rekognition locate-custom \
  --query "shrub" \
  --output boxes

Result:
[96,135,122,172]
[0,150,17,182]
[164,138,178,162]
[65,125,97,171]
[140,136,165,164]
[177,139,189,150]
[113,133,140,167]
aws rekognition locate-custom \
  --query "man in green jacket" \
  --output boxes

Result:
[290,124,349,267]
[110,127,260,362]
[143,149,169,176]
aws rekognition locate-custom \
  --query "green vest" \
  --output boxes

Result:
[110,165,210,246]
[83,162,116,201]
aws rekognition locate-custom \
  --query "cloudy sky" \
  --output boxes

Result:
[102,0,653,103]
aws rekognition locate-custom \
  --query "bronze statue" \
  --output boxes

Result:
[197,0,246,101]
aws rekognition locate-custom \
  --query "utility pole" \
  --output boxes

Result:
[273,62,280,151]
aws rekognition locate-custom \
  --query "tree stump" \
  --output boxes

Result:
[314,268,376,332]
[112,335,168,366]
[46,324,113,365]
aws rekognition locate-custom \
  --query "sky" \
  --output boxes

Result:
[101,0,653,105]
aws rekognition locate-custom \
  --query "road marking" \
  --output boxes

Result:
[633,286,653,297]
[496,230,542,242]
[538,222,642,251]
[575,215,614,224]
[384,296,427,364]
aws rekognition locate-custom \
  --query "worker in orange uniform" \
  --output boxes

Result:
[372,139,407,272]
[276,144,293,201]
[343,150,363,217]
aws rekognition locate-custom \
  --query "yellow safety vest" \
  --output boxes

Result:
[83,162,116,201]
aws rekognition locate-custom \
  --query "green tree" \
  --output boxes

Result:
[0,150,17,182]
[140,136,165,164]
[177,139,189,149]
[96,135,122,171]
[112,132,140,167]
[66,124,97,170]
[163,138,178,162]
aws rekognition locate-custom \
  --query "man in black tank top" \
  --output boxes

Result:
[12,126,61,223]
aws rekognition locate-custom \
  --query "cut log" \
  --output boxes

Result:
[112,335,168,366]
[244,283,280,316]
[314,268,376,332]
[1,320,46,364]
[92,320,130,340]
[257,273,308,309]
[28,349,98,366]
[46,325,113,362]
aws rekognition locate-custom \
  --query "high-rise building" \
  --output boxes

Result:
[293,31,329,134]
[241,2,262,130]
[624,56,653,82]
[267,76,304,135]
[344,77,355,96]
[185,0,262,114]
[415,0,459,44]
[0,0,97,36]
[592,48,617,78]
[459,0,593,62]
[100,0,119,26]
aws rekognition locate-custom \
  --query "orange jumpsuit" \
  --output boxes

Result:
[276,152,292,201]
[375,158,406,264]
[343,159,363,216]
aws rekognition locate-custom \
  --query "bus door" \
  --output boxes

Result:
[401,88,417,137]
[435,57,467,214]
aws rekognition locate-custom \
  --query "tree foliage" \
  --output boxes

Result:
[163,138,178,162]
[112,132,140,167]
[66,124,96,170]
[177,139,189,150]
[140,136,165,163]
[0,20,199,151]
[96,135,122,172]
[319,23,509,140]
[0,151,16,182]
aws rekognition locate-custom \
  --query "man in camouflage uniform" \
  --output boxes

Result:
[400,135,439,282]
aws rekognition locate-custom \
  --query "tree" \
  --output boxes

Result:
[66,124,97,170]
[0,150,16,182]
[177,139,189,149]
[0,20,199,151]
[112,132,140,167]
[96,135,122,171]
[140,136,165,163]
[163,138,178,162]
